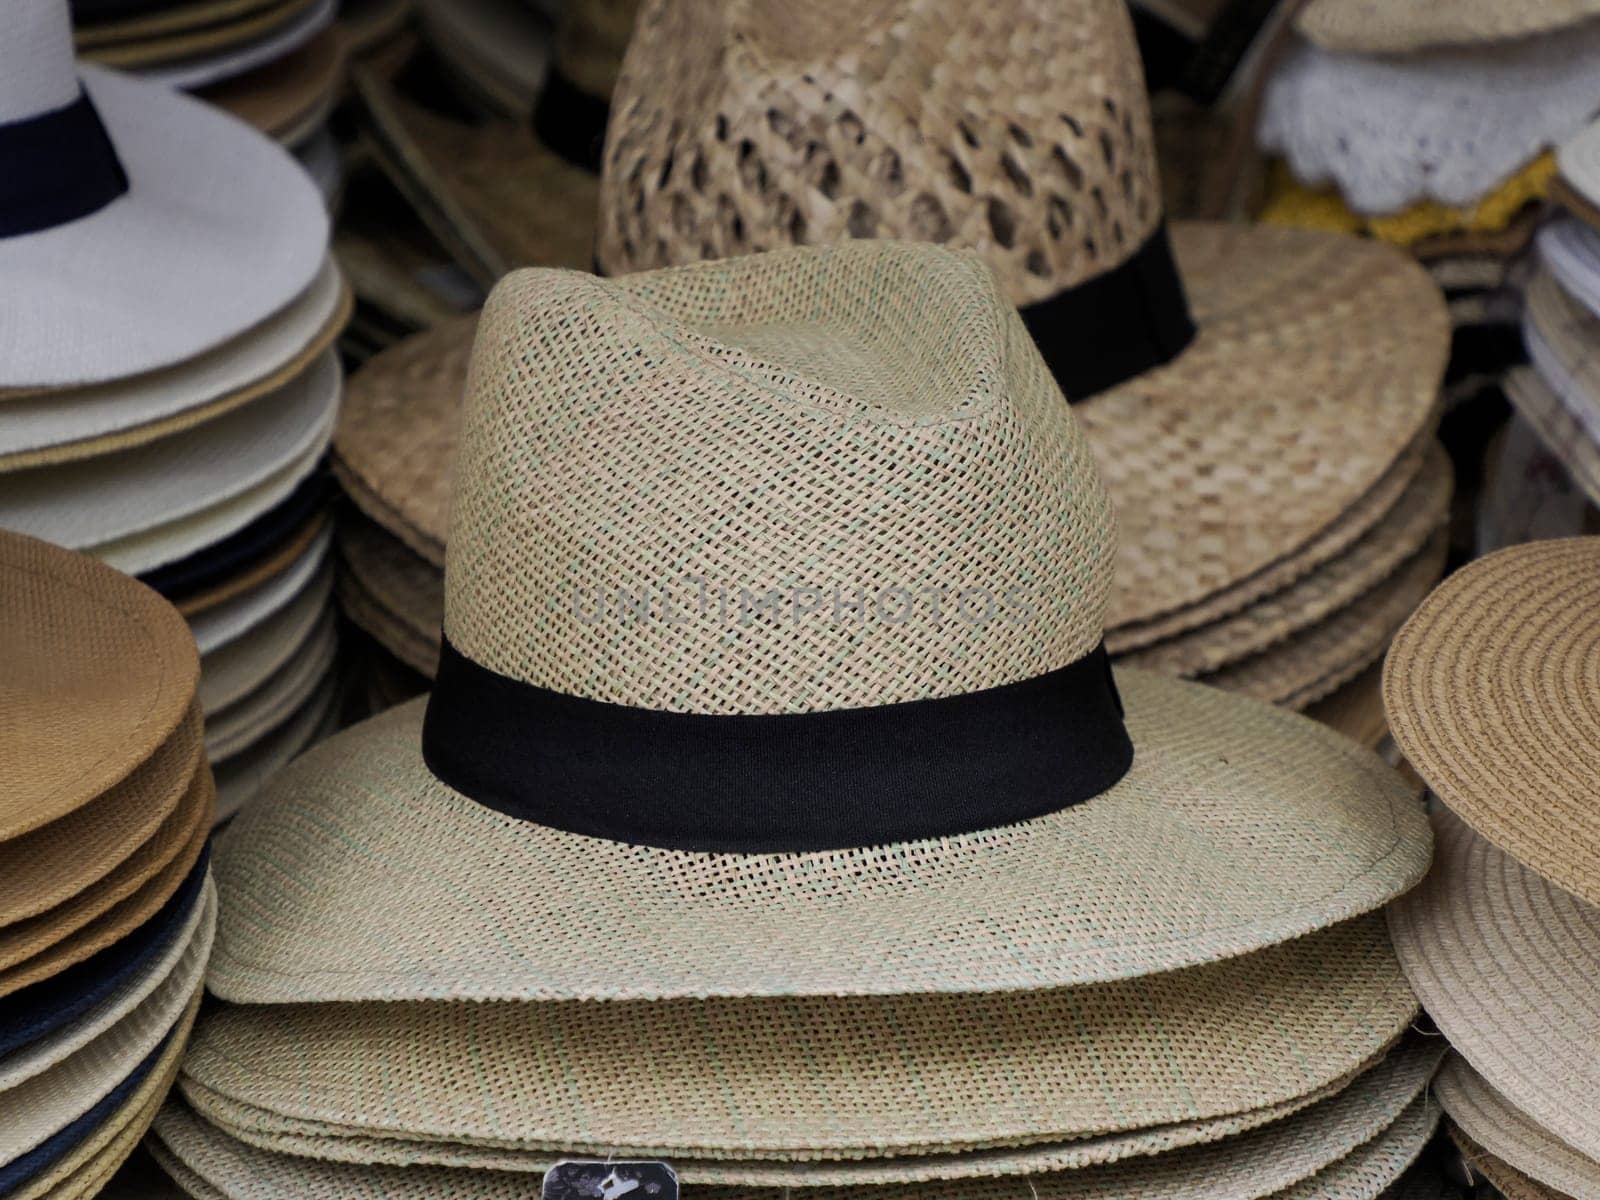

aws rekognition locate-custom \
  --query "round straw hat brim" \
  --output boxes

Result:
[213,680,340,825]
[176,513,328,620]
[0,66,326,390]
[0,351,339,562]
[206,612,338,763]
[336,514,442,652]
[1303,664,1390,751]
[197,29,347,143]
[1201,529,1448,709]
[1122,447,1451,677]
[1088,224,1447,630]
[1108,431,1434,655]
[1295,0,1600,52]
[1436,1054,1600,1200]
[0,706,200,927]
[209,668,1429,1003]
[333,314,475,564]
[180,1035,1438,1179]
[0,792,211,1000]
[198,564,332,714]
[335,566,441,678]
[132,0,337,90]
[190,526,331,657]
[0,260,347,473]
[1382,538,1600,905]
[1388,809,1600,1163]
[1451,1132,1575,1200]
[0,533,199,841]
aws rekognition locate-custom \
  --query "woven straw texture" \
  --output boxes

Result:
[333,314,474,565]
[335,516,441,676]
[1296,0,1600,53]
[176,515,329,621]
[597,0,1160,308]
[1388,810,1600,1162]
[147,1089,1438,1200]
[1503,368,1600,510]
[1121,447,1450,676]
[176,1041,1399,1181]
[0,871,212,1098]
[186,912,1415,1158]
[208,664,1428,1002]
[1202,529,1448,709]
[1106,432,1433,654]
[1303,664,1389,752]
[205,612,338,763]
[0,533,199,841]
[335,567,440,678]
[197,566,332,715]
[0,775,210,1000]
[1436,1054,1600,1200]
[1382,538,1600,906]
[0,706,198,927]
[1451,1133,1575,1200]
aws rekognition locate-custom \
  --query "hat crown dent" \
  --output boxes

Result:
[442,239,1118,716]
[597,0,1163,307]
[0,0,80,125]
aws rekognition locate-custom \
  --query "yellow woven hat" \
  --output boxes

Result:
[593,0,1448,633]
[210,239,1429,1007]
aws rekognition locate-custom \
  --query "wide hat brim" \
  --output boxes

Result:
[0,65,326,390]
[212,678,340,825]
[205,612,338,764]
[1382,538,1600,906]
[1297,0,1600,54]
[208,668,1429,1004]
[1387,809,1600,1162]
[334,513,441,676]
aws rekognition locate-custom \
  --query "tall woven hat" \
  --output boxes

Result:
[0,0,327,389]
[594,0,1448,630]
[1382,537,1600,906]
[208,239,1430,1007]
[1295,0,1600,53]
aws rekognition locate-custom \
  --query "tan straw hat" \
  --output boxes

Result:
[334,515,442,676]
[1383,538,1600,905]
[1388,809,1600,1162]
[186,911,1416,1161]
[0,532,198,841]
[209,243,1428,1006]
[1304,664,1390,752]
[1436,1054,1600,1200]
[1450,1133,1574,1200]
[1295,0,1600,54]
[197,29,348,146]
[594,0,1448,630]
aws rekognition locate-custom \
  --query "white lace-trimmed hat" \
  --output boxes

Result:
[206,239,1431,1006]
[0,0,327,390]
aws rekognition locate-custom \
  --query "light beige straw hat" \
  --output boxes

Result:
[1383,537,1600,905]
[186,911,1416,1161]
[1436,1054,1600,1200]
[1450,1134,1574,1200]
[334,515,442,676]
[208,241,1430,1006]
[1295,0,1600,54]
[1387,809,1600,1162]
[0,532,199,842]
[595,0,1448,631]
[179,1035,1427,1181]
[149,1087,1440,1200]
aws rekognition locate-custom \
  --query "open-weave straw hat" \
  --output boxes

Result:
[186,912,1416,1161]
[594,0,1447,630]
[0,0,327,390]
[1382,538,1600,905]
[0,531,198,840]
[149,1087,1440,1200]
[1388,810,1600,1162]
[208,241,1430,1005]
[1295,0,1600,54]
[1450,1133,1573,1200]
[1436,1054,1600,1200]
[197,28,346,146]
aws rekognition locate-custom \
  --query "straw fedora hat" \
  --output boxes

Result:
[1295,0,1600,53]
[186,912,1417,1163]
[1388,810,1600,1161]
[1383,537,1600,904]
[1435,1055,1600,1200]
[197,564,331,714]
[594,0,1447,632]
[0,0,327,390]
[188,526,329,658]
[209,240,1430,1007]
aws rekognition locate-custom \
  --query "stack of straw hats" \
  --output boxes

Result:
[0,530,216,1198]
[1382,537,1600,1200]
[332,0,1450,751]
[154,239,1445,1199]
[70,0,336,89]
[0,0,349,823]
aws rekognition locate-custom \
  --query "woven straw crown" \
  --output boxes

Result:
[595,0,1161,306]
[444,240,1116,715]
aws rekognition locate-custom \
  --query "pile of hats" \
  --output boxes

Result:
[70,0,335,89]
[0,0,349,823]
[333,0,1451,753]
[0,531,216,1198]
[154,238,1450,1200]
[1382,537,1600,1200]
[1483,119,1600,548]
